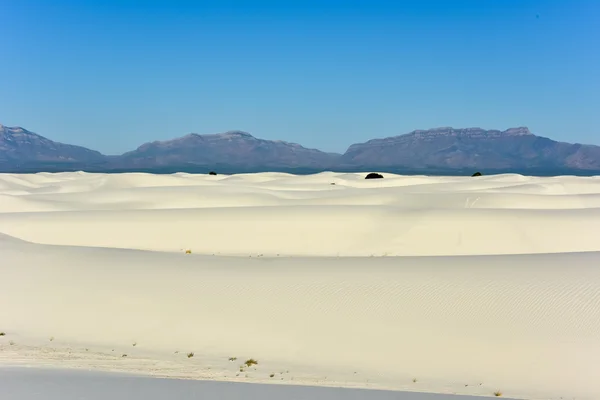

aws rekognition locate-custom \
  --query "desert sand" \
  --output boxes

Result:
[1,171,599,399]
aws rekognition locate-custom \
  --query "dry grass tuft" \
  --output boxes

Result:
[244,358,258,367]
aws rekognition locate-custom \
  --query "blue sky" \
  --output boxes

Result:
[1,0,598,155]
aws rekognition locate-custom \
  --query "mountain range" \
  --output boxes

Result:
[1,123,599,175]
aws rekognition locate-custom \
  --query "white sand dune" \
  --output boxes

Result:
[1,172,600,400]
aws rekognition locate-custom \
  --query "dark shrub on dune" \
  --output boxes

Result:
[472,171,482,177]
[365,172,383,179]
[208,171,217,175]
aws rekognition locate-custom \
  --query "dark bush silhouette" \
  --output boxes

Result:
[471,171,482,177]
[365,173,383,179]
[208,171,217,175]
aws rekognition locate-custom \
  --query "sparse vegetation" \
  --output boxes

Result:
[132,342,137,347]
[412,378,417,383]
[122,354,127,357]
[49,336,54,342]
[0,332,5,336]
[185,249,192,254]
[187,352,194,358]
[269,374,275,378]
[229,357,237,361]
[365,172,383,180]
[472,171,482,177]
[494,391,502,397]
[244,358,258,367]
[208,171,217,176]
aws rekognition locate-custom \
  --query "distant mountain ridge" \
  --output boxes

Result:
[0,124,105,168]
[345,127,533,152]
[342,127,600,171]
[1,123,599,174]
[116,130,340,169]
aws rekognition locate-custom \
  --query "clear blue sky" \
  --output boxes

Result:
[1,0,598,155]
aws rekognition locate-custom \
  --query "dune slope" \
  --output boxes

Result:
[1,172,600,256]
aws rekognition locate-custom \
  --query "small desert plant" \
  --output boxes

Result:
[122,354,128,357]
[49,336,54,342]
[132,342,137,347]
[493,391,502,397]
[412,378,417,383]
[185,249,192,254]
[208,171,217,176]
[0,332,5,336]
[269,374,275,378]
[472,171,482,177]
[229,357,237,361]
[244,358,258,367]
[187,352,194,358]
